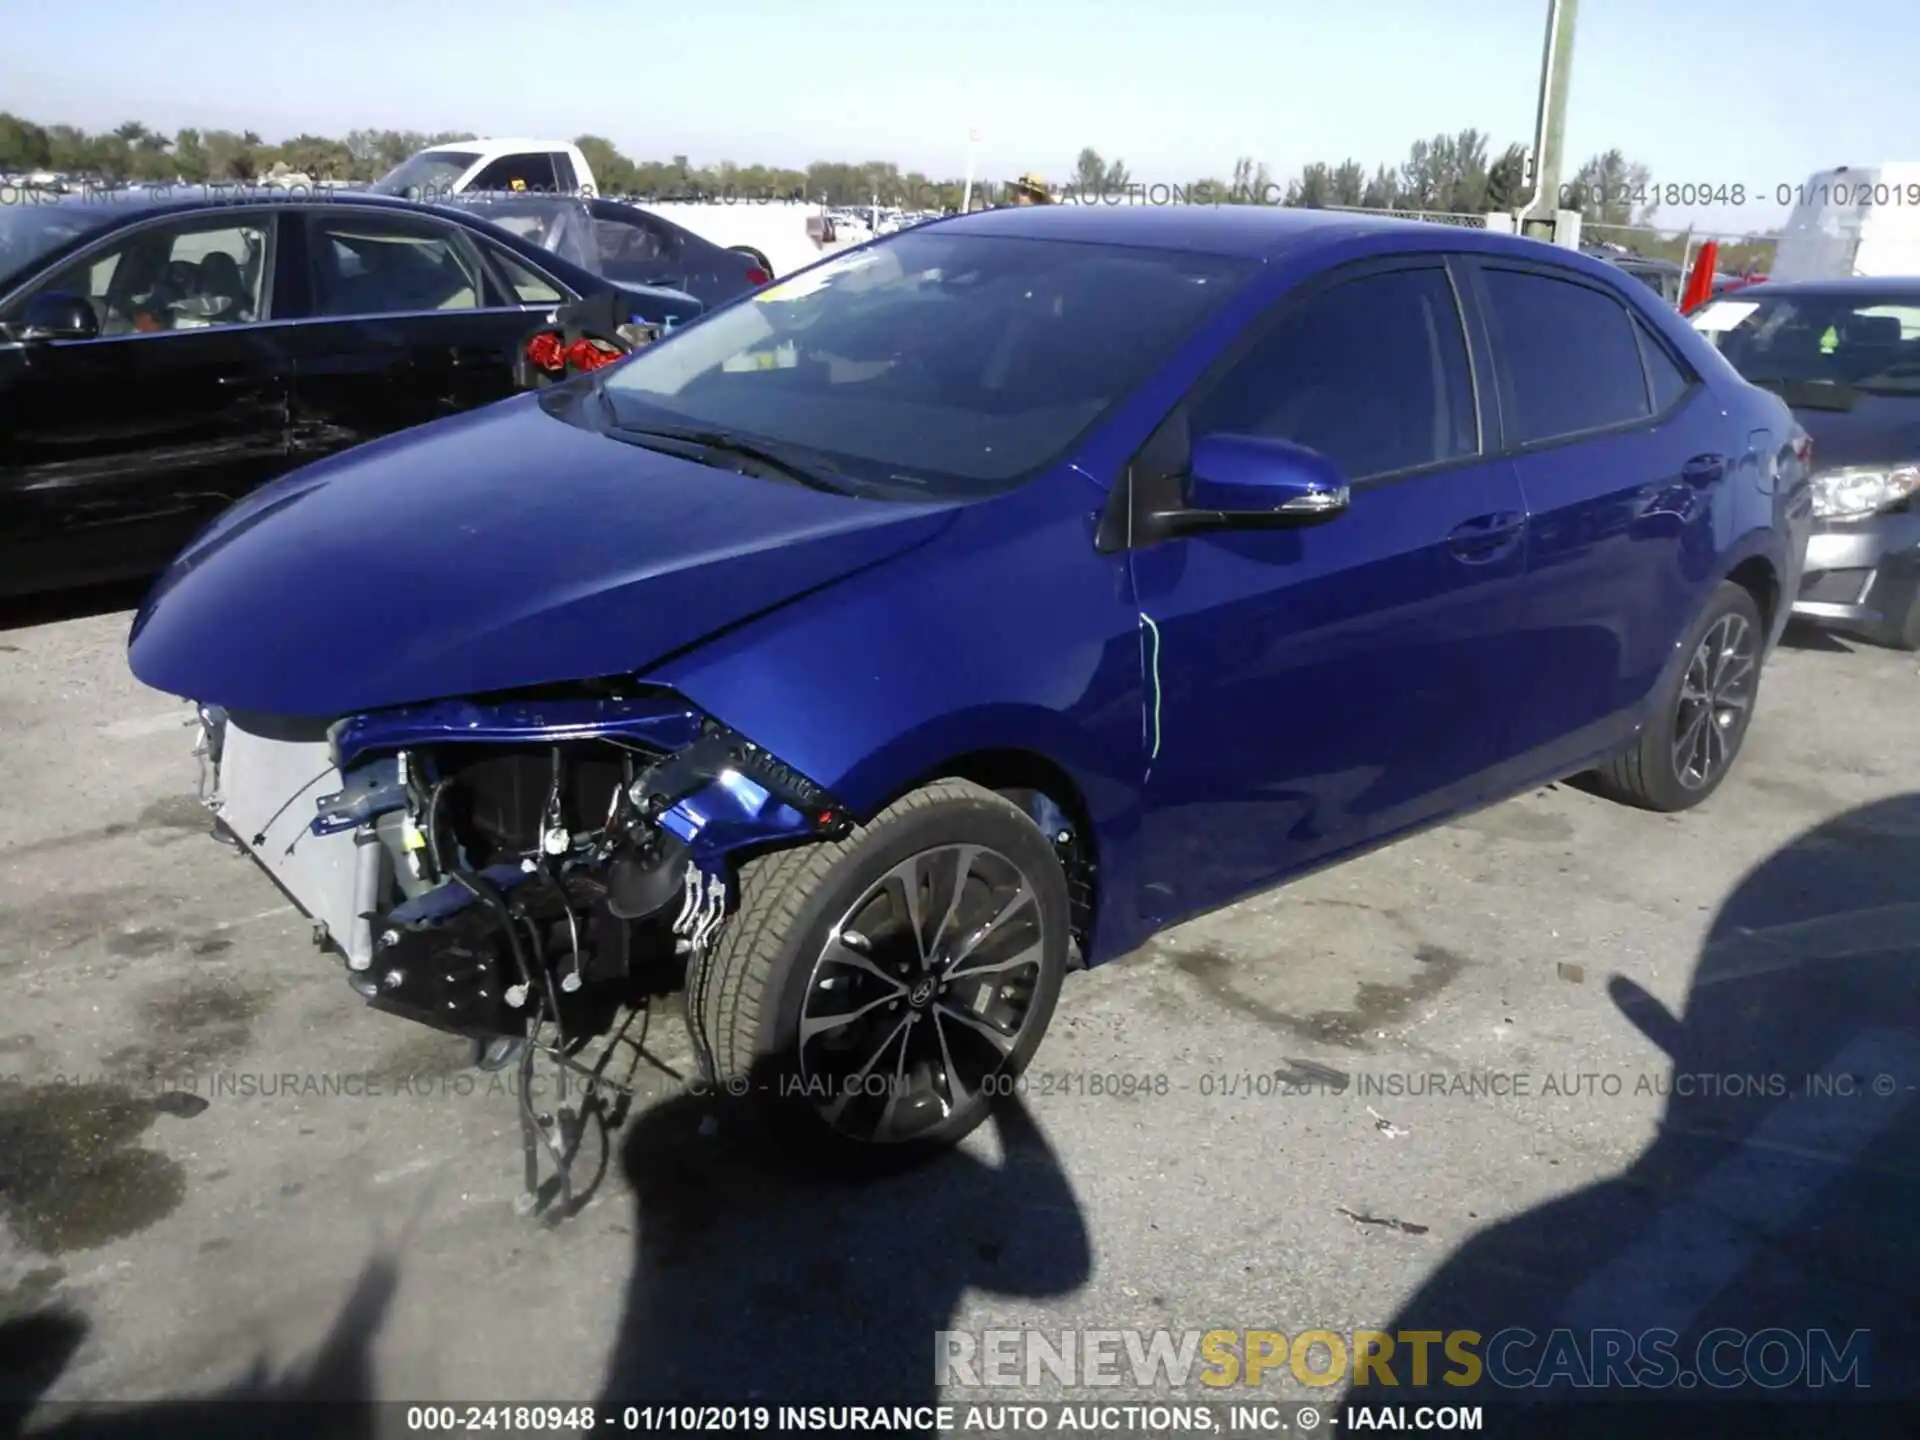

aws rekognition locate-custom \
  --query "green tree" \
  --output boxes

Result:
[1327,159,1366,207]
[1566,148,1657,228]
[1360,163,1403,209]
[1486,142,1531,212]
[1070,147,1131,200]
[1230,156,1276,204]
[172,128,209,182]
[201,130,258,181]
[0,112,53,170]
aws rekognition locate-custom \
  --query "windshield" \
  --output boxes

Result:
[0,204,118,290]
[598,231,1255,494]
[370,149,480,200]
[1692,293,1920,395]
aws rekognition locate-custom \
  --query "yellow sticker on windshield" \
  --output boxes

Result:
[755,271,831,305]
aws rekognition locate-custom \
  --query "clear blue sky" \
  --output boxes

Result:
[2,0,1912,234]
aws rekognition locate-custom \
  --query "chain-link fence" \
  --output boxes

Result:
[1319,205,1488,229]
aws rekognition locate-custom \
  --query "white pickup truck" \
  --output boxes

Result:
[371,138,847,278]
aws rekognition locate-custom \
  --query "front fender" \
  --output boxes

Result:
[643,469,1155,958]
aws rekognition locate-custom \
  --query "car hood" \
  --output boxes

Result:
[129,392,961,718]
[1786,389,1920,470]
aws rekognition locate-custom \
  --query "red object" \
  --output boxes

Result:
[525,331,566,372]
[1793,429,1814,469]
[563,338,622,372]
[744,267,770,287]
[1680,240,1720,313]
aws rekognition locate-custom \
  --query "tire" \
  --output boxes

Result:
[1885,591,1920,652]
[1589,581,1765,812]
[685,778,1069,1163]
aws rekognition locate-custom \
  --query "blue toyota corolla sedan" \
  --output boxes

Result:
[127,205,1812,1168]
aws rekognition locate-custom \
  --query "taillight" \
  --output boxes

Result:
[1793,430,1814,468]
[564,338,623,372]
[745,267,770,286]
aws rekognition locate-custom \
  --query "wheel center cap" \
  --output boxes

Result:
[908,977,937,1009]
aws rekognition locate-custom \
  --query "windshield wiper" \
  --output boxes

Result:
[612,424,853,494]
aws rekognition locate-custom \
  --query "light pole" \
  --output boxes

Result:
[1520,0,1579,237]
[962,127,982,213]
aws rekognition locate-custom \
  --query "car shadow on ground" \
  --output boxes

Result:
[597,1084,1091,1413]
[1,1252,398,1438]
[1776,617,1865,654]
[1347,792,1920,1437]
[0,1067,1089,1436]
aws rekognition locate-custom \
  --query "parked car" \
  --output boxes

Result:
[372,137,839,280]
[1691,276,1920,648]
[452,192,768,308]
[128,207,1810,1172]
[1586,245,1684,306]
[0,191,702,596]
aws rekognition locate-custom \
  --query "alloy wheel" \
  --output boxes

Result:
[1672,612,1757,791]
[797,843,1048,1143]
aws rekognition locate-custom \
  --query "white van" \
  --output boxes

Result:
[1770,164,1920,283]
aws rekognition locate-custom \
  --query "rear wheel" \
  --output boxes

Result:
[1590,582,1765,812]
[685,779,1068,1162]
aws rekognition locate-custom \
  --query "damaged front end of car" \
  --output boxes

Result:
[191,679,851,1211]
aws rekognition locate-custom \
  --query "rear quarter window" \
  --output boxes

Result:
[1635,320,1696,413]
[1481,267,1653,444]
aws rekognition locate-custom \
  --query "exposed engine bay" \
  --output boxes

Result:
[192,681,852,1214]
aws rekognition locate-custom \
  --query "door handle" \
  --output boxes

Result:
[1682,453,1727,488]
[1447,511,1524,562]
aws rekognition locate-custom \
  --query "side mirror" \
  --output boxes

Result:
[12,292,99,343]
[1145,432,1350,540]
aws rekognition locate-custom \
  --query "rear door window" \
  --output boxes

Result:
[1479,267,1653,444]
[306,212,483,316]
[476,240,567,305]
[594,214,681,271]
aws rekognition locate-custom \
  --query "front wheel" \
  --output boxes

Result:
[1589,581,1765,812]
[685,779,1069,1161]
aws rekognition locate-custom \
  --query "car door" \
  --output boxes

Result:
[1465,260,1724,779]
[278,207,564,467]
[0,208,288,592]
[1126,258,1530,926]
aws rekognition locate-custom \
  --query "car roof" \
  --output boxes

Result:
[924,202,1643,278]
[1722,275,1920,300]
[23,189,532,227]
[417,138,569,155]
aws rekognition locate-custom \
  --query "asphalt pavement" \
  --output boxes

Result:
[0,593,1914,1436]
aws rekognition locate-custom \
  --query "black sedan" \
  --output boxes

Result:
[1690,276,1920,648]
[449,193,769,308]
[0,191,703,598]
